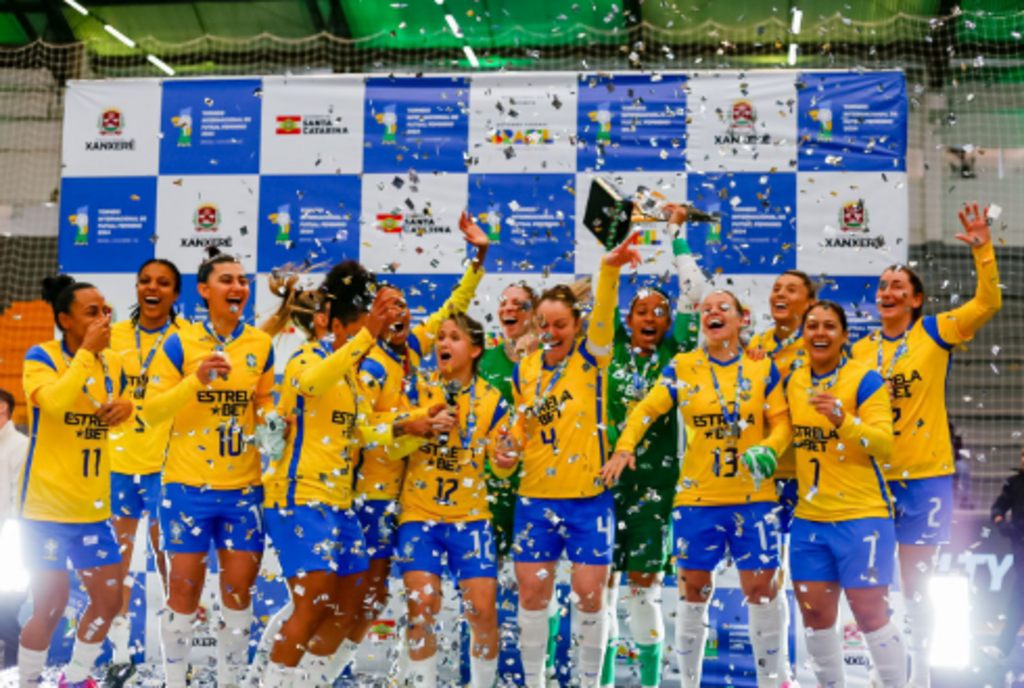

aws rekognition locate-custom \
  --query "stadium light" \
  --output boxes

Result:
[445,14,463,38]
[104,24,136,48]
[463,45,480,68]
[787,43,798,65]
[0,520,30,593]
[791,8,803,35]
[64,0,89,16]
[147,54,176,76]
[929,575,970,669]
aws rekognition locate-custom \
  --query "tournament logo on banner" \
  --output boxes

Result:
[159,79,263,175]
[468,173,576,276]
[467,73,578,173]
[58,177,157,272]
[62,80,162,177]
[686,172,797,275]
[797,71,907,172]
[257,175,362,271]
[573,171,688,275]
[796,171,908,276]
[576,73,688,172]
[360,172,468,273]
[155,175,260,273]
[685,72,798,172]
[363,77,470,174]
[259,75,365,175]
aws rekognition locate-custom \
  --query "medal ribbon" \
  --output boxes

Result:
[135,321,171,396]
[770,326,802,357]
[534,359,567,415]
[876,329,909,380]
[706,350,744,436]
[626,348,659,399]
[459,380,478,451]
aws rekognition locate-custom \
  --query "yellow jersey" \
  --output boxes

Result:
[109,318,183,475]
[786,358,894,522]
[851,242,1001,480]
[398,375,510,525]
[749,326,807,480]
[19,341,128,523]
[355,264,485,501]
[616,351,791,507]
[144,320,275,490]
[508,261,620,500]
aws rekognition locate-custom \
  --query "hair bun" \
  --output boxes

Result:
[41,274,76,306]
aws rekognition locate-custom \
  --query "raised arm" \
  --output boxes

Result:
[298,329,376,396]
[663,203,704,352]
[587,232,640,368]
[934,203,1001,345]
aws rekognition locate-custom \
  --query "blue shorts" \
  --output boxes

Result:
[21,519,122,571]
[266,505,369,579]
[513,492,615,566]
[889,475,953,546]
[775,478,799,535]
[790,517,896,589]
[355,499,398,561]
[397,520,498,583]
[159,483,265,554]
[672,502,779,572]
[111,471,162,520]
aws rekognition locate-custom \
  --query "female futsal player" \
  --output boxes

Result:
[497,232,639,686]
[396,312,514,687]
[851,202,1001,688]
[18,276,132,688]
[788,301,906,687]
[107,259,182,668]
[144,250,277,688]
[604,289,791,688]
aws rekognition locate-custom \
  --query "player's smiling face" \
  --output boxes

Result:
[377,286,411,347]
[62,287,108,339]
[136,262,179,324]
[436,319,481,377]
[498,285,533,341]
[199,262,249,320]
[771,274,814,326]
[537,300,580,365]
[700,292,742,345]
[627,291,671,351]
[804,306,847,367]
[876,268,922,325]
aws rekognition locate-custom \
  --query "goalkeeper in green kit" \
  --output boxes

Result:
[600,203,704,688]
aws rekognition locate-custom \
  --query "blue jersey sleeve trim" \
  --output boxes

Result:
[360,358,388,386]
[162,333,185,375]
[24,346,56,371]
[661,360,679,405]
[488,398,508,435]
[857,370,887,408]
[921,315,955,352]
[264,345,276,373]
[578,338,598,367]
[407,333,423,360]
[120,370,128,396]
[766,361,781,396]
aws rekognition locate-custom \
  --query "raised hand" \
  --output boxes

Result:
[810,392,846,428]
[661,202,689,225]
[603,231,642,270]
[81,314,112,355]
[459,210,490,248]
[367,290,403,339]
[956,202,991,248]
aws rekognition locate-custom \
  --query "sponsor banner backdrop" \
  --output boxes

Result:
[797,71,908,172]
[576,73,688,173]
[58,177,157,272]
[468,73,578,173]
[259,75,365,175]
[62,79,162,178]
[796,171,908,276]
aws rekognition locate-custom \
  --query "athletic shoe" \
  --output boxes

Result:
[57,674,98,688]
[104,663,137,688]
[780,681,801,688]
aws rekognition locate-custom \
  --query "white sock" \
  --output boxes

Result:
[625,583,665,644]
[322,639,360,683]
[63,638,104,683]
[777,592,793,681]
[675,600,708,688]
[805,625,845,688]
[246,602,293,687]
[263,661,296,688]
[408,654,438,686]
[518,606,550,688]
[296,652,329,688]
[218,605,253,687]
[18,645,48,688]
[395,623,411,683]
[161,609,197,688]
[904,597,931,688]
[471,653,498,688]
[748,597,782,687]
[601,583,619,688]
[865,622,908,688]
[576,608,608,685]
[108,614,132,664]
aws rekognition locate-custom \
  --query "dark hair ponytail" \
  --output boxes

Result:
[130,258,182,326]
[42,274,94,331]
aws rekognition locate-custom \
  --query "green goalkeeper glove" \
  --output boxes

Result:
[741,445,777,489]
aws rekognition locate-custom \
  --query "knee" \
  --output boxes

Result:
[849,601,891,634]
[745,581,776,604]
[572,584,604,613]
